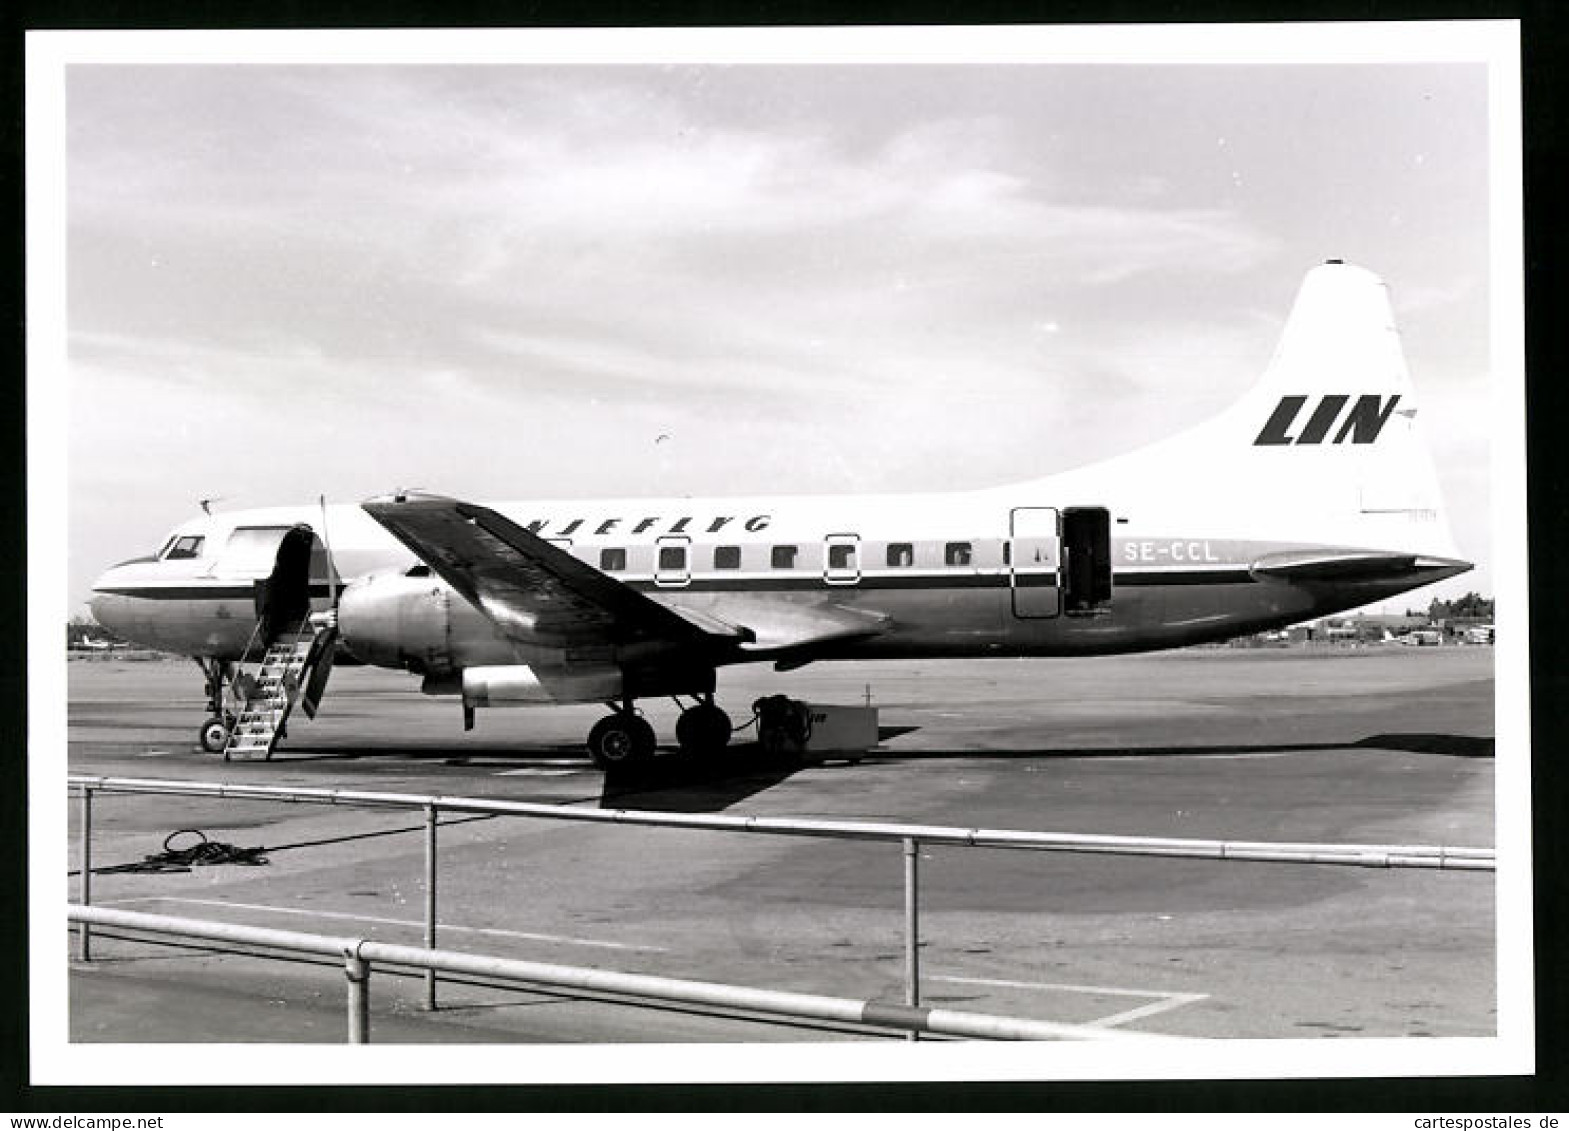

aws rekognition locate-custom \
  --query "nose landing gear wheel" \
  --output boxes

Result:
[200,714,234,754]
[587,713,657,770]
[676,703,732,757]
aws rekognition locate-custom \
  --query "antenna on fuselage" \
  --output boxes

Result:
[198,496,226,516]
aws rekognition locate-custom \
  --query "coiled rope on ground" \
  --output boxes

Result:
[95,828,270,873]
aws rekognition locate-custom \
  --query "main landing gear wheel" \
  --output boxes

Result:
[587,713,657,770]
[676,703,732,757]
[200,714,234,754]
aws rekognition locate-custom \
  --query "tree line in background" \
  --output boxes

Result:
[1408,592,1495,621]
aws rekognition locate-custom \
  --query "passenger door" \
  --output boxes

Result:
[823,533,861,586]
[1009,507,1060,618]
[654,535,691,588]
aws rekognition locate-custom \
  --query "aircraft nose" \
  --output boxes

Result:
[88,566,134,636]
[88,589,114,628]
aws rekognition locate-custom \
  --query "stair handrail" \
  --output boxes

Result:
[264,617,319,712]
[225,616,268,716]
[229,616,312,722]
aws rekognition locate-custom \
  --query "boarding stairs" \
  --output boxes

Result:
[222,618,332,761]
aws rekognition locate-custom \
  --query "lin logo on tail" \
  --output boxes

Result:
[1253,394,1403,446]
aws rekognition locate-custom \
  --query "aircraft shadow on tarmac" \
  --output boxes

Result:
[596,727,920,812]
[254,742,804,814]
[596,730,1491,812]
[598,746,800,811]
[260,728,1488,815]
[872,732,1494,762]
[265,745,592,765]
[266,727,921,768]
[1354,732,1495,757]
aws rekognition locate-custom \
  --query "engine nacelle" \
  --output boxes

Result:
[337,570,514,674]
[338,569,714,702]
[461,664,623,706]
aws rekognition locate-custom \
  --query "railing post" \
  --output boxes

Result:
[903,835,920,1040]
[424,802,438,1011]
[345,949,370,1044]
[77,785,93,962]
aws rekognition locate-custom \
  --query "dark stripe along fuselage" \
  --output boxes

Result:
[88,555,1424,664]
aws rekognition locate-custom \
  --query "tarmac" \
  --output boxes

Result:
[61,645,1498,1049]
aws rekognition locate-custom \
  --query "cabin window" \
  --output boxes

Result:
[828,543,857,571]
[945,541,973,567]
[163,535,205,560]
[659,546,686,571]
[771,545,798,569]
[600,548,627,572]
[714,545,741,570]
[886,543,913,567]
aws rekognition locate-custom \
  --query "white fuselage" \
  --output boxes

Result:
[88,475,1468,678]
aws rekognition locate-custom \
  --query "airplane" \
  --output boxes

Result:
[88,261,1471,767]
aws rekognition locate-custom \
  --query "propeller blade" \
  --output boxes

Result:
[301,627,337,720]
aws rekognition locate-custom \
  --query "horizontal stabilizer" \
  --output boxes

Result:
[1250,548,1466,583]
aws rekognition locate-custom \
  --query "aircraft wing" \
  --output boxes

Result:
[361,494,741,648]
[670,594,889,660]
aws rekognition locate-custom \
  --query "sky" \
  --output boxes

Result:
[54,36,1507,615]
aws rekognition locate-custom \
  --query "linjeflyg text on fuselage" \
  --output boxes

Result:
[521,514,774,539]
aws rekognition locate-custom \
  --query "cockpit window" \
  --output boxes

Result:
[162,535,205,560]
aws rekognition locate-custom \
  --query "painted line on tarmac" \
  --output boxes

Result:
[931,974,1207,1028]
[103,896,669,953]
[1085,993,1209,1029]
[494,768,584,777]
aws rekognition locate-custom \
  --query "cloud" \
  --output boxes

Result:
[62,63,1491,609]
[69,67,1276,395]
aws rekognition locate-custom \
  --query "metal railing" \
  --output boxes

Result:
[69,774,1494,1033]
[69,904,1166,1043]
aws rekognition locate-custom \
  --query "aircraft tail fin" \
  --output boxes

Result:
[1071,261,1464,562]
[1234,261,1458,556]
[1246,259,1420,448]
